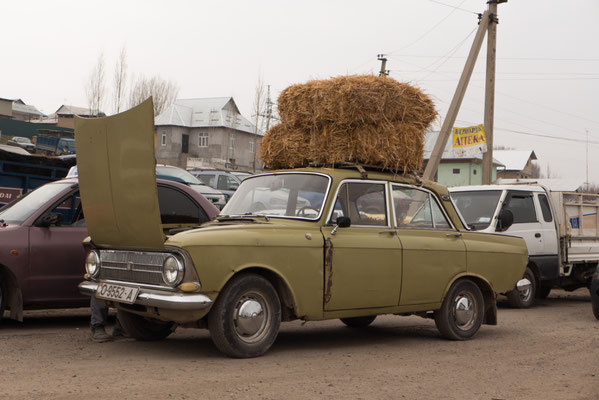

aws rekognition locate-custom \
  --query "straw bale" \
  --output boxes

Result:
[278,75,436,130]
[258,124,310,169]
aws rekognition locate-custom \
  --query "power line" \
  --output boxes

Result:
[388,54,599,62]
[426,0,479,15]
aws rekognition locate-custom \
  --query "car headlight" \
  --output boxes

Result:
[85,250,100,278]
[162,255,184,287]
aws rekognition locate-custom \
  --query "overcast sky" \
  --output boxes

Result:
[3,0,598,183]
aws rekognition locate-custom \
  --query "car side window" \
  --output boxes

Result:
[504,191,537,223]
[49,191,83,226]
[157,185,209,224]
[197,174,216,187]
[329,182,387,226]
[538,194,553,223]
[393,186,451,229]
[218,175,239,191]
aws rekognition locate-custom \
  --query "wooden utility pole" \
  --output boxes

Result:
[423,11,490,181]
[482,0,503,184]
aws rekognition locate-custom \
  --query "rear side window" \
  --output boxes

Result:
[157,185,209,224]
[504,192,537,223]
[538,194,553,222]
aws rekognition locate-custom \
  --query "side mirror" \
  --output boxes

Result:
[38,212,64,228]
[336,216,351,228]
[496,209,514,232]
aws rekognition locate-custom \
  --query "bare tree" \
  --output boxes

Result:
[128,75,179,116]
[530,161,541,178]
[113,46,128,114]
[86,53,106,116]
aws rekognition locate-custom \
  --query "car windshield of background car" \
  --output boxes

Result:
[0,182,72,225]
[450,190,502,230]
[222,173,329,219]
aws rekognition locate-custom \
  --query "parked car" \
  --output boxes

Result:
[230,171,252,181]
[156,165,227,209]
[0,177,219,323]
[592,266,599,320]
[450,183,599,308]
[7,136,35,153]
[192,170,241,201]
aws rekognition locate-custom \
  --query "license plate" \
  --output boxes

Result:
[96,283,139,304]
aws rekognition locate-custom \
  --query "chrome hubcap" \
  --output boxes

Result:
[454,292,476,331]
[233,293,269,343]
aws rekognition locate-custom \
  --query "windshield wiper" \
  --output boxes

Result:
[216,214,270,222]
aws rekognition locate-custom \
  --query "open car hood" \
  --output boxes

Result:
[74,99,165,250]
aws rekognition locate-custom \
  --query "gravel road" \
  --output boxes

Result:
[1,289,597,400]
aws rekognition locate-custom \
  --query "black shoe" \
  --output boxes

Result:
[90,325,113,343]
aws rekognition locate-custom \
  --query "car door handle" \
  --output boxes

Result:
[535,233,541,238]
[446,232,463,238]
[379,229,397,235]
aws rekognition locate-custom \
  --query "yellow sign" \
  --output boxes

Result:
[452,124,486,147]
[452,124,487,157]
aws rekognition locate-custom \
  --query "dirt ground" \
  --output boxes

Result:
[0,289,597,400]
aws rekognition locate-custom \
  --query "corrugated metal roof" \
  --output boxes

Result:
[423,131,504,166]
[11,102,45,117]
[493,150,537,171]
[155,97,260,135]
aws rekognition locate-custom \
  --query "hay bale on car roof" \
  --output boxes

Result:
[259,75,436,174]
[277,75,436,130]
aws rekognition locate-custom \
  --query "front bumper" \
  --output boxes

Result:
[79,280,213,311]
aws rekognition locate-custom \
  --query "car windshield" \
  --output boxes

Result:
[156,166,202,185]
[450,190,502,230]
[222,173,330,220]
[0,182,72,225]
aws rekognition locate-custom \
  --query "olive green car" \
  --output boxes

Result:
[76,100,528,358]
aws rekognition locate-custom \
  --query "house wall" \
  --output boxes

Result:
[155,126,261,170]
[436,162,498,187]
[0,100,12,118]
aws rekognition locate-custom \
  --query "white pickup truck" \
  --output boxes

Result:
[450,183,599,308]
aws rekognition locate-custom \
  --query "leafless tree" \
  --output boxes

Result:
[530,161,541,178]
[128,75,179,116]
[86,53,106,116]
[112,46,128,114]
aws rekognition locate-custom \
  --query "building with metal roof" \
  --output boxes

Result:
[493,150,537,179]
[155,97,262,171]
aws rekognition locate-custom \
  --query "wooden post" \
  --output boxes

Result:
[423,11,490,181]
[482,2,499,184]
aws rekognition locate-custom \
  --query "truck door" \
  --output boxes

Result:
[536,193,559,256]
[503,191,543,256]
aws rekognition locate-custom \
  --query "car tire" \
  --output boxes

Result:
[340,316,376,328]
[506,267,536,308]
[116,309,174,341]
[537,285,552,299]
[208,273,281,358]
[434,279,484,341]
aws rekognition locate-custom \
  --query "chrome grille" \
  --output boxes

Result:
[98,250,169,286]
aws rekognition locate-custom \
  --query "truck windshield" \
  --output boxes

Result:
[0,182,72,225]
[222,173,330,220]
[450,190,502,230]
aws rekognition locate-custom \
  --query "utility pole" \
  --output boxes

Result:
[481,0,506,184]
[378,54,388,77]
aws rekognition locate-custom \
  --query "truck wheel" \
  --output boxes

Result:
[208,274,281,358]
[116,309,174,341]
[434,279,484,340]
[340,315,376,328]
[506,267,536,308]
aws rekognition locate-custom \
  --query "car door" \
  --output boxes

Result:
[502,190,544,256]
[27,189,88,305]
[393,184,466,305]
[322,180,402,311]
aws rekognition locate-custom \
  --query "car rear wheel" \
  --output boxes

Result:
[116,309,174,341]
[506,267,536,308]
[435,279,484,340]
[208,274,281,358]
[340,316,376,328]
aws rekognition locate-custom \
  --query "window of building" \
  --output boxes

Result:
[182,134,189,154]
[473,169,477,175]
[249,140,255,153]
[229,134,236,150]
[161,133,166,146]
[453,168,460,174]
[198,132,208,147]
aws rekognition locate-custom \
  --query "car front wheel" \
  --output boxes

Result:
[506,267,536,308]
[435,279,484,340]
[208,274,281,358]
[116,309,174,341]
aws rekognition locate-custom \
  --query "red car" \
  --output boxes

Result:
[0,177,219,322]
